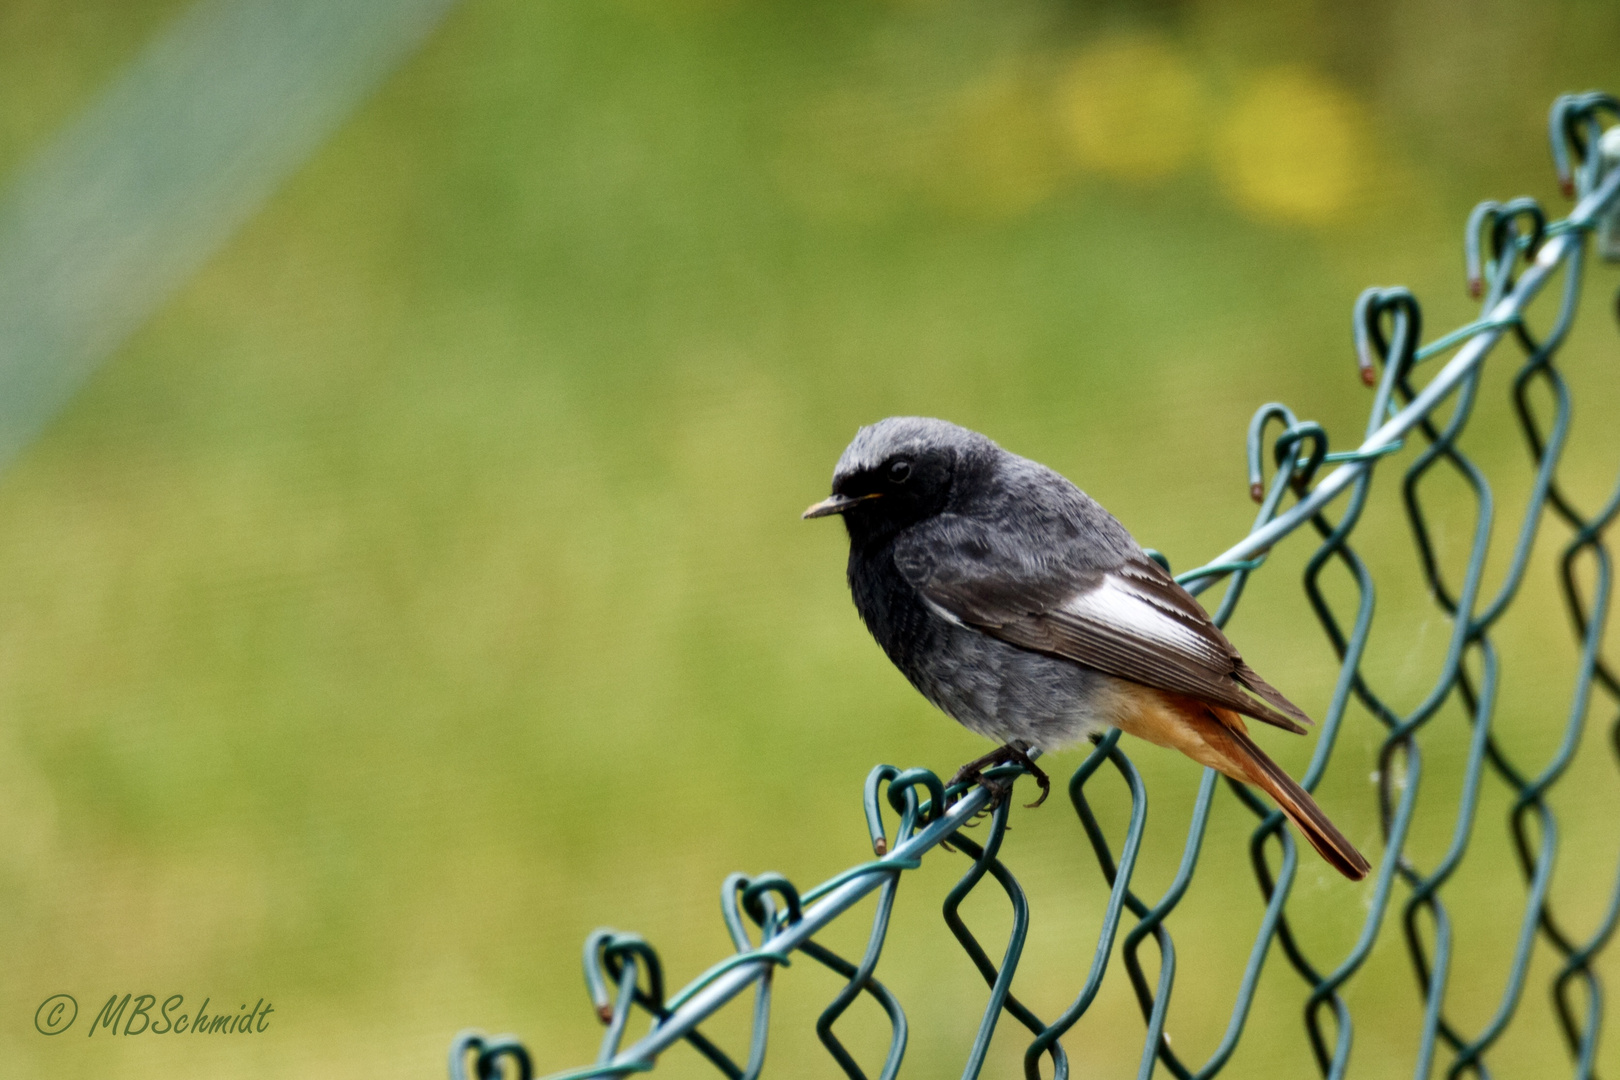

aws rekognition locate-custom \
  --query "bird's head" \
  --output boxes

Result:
[803,417,993,544]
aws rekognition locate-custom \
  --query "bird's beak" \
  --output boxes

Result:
[802,492,882,519]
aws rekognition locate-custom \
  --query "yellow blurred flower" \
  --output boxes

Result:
[1213,67,1368,225]
[1055,35,1201,183]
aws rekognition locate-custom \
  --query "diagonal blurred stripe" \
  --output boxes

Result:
[0,0,460,468]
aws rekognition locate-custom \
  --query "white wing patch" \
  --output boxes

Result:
[1064,574,1223,660]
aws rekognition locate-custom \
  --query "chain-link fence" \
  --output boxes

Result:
[450,91,1620,1080]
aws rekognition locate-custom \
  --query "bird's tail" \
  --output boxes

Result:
[1209,708,1371,881]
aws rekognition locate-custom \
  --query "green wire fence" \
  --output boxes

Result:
[450,91,1620,1080]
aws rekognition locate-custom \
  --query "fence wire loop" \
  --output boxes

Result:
[863,764,943,856]
[1551,91,1620,199]
[1354,286,1422,387]
[451,1032,537,1080]
[454,92,1620,1080]
[1466,198,1547,299]
[584,932,665,1025]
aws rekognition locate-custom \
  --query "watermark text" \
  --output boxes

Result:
[34,994,274,1036]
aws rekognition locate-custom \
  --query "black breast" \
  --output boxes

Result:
[847,537,947,689]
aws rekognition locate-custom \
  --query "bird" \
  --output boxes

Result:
[802,416,1370,881]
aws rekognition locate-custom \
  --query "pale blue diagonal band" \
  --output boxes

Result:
[0,0,459,469]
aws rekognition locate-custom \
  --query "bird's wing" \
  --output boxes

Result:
[895,514,1313,733]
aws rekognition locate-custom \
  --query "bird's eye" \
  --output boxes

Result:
[887,459,912,484]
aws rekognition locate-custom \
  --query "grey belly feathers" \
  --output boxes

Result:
[846,540,1118,751]
[905,617,1116,750]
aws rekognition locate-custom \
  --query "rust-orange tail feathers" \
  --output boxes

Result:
[1205,708,1370,880]
[1110,687,1371,881]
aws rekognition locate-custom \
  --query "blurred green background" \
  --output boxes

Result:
[6,0,1620,1076]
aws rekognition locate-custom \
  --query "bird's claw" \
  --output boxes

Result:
[949,741,1050,810]
[1024,766,1051,809]
[947,764,1010,811]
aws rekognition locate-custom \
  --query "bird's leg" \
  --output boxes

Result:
[1008,740,1051,808]
[949,741,1050,810]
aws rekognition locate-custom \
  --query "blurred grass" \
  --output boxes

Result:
[4,0,1620,1076]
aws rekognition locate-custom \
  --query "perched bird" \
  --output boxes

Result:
[803,416,1370,881]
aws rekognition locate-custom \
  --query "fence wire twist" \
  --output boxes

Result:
[451,92,1620,1080]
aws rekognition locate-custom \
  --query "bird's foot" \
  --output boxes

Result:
[949,741,1050,810]
[1013,744,1051,807]
[959,772,1012,815]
